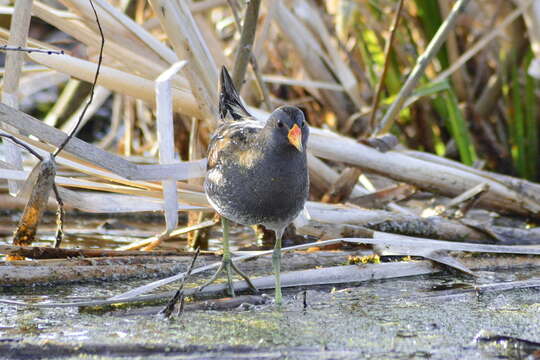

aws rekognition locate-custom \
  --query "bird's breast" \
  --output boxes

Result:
[205,151,308,227]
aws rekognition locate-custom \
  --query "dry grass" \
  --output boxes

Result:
[0,0,539,248]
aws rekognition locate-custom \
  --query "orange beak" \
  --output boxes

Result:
[287,124,303,152]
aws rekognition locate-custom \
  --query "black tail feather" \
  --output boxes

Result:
[219,66,252,121]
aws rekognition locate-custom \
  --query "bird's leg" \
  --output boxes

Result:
[198,218,258,296]
[222,218,258,293]
[272,228,285,305]
[221,217,235,296]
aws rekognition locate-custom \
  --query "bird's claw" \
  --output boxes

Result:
[198,257,258,297]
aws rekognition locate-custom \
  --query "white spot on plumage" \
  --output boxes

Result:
[207,168,224,185]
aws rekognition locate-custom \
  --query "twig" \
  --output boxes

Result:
[226,0,242,25]
[53,0,104,158]
[423,279,540,300]
[0,133,42,161]
[375,0,472,135]
[4,239,540,308]
[249,54,272,111]
[118,219,218,251]
[0,45,64,55]
[160,247,200,319]
[475,332,540,357]
[231,0,261,91]
[5,0,105,251]
[367,0,404,136]
[109,238,350,302]
[110,221,540,301]
[52,184,64,248]
[227,0,271,110]
[445,182,489,217]
[121,295,270,315]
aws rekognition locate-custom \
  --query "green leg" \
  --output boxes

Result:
[221,217,235,296]
[199,218,258,296]
[272,228,284,305]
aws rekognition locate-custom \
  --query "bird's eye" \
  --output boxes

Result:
[301,120,305,127]
[277,121,284,128]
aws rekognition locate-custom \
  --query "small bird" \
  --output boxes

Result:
[201,67,309,304]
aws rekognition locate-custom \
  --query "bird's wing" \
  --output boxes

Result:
[219,66,253,121]
[207,120,263,170]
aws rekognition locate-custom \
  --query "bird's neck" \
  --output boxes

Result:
[258,128,306,163]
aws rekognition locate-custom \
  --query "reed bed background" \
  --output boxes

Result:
[0,0,539,253]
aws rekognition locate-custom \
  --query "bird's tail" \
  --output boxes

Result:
[219,66,252,121]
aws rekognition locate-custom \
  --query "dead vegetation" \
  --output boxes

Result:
[0,0,539,302]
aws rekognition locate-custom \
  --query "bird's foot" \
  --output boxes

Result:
[198,257,258,296]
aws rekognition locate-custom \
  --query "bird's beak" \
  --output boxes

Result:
[287,124,303,152]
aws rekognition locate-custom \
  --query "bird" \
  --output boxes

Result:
[200,67,309,304]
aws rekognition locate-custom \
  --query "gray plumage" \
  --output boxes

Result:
[205,68,309,235]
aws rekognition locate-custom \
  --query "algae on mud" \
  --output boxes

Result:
[1,267,539,359]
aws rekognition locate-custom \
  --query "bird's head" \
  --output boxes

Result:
[266,106,308,152]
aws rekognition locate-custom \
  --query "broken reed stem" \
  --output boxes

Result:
[231,0,261,91]
[375,0,471,135]
[11,158,55,254]
[0,134,65,249]
[161,247,200,319]
[0,45,64,55]
[367,0,404,136]
[53,0,104,158]
[2,0,33,195]
[227,0,271,110]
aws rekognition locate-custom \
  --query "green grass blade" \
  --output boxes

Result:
[414,0,449,69]
[442,90,477,165]
[510,56,527,178]
[524,53,539,180]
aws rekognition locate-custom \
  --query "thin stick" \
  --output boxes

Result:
[367,0,404,136]
[231,0,261,91]
[53,0,104,158]
[0,45,64,55]
[119,219,217,251]
[108,238,348,301]
[375,0,471,135]
[249,54,272,111]
[226,0,242,25]
[227,0,271,110]
[0,133,42,161]
[160,247,200,319]
[52,183,65,248]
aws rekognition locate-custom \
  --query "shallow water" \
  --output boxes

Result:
[1,267,539,359]
[1,212,540,359]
